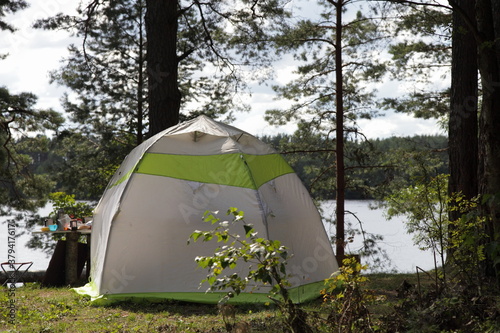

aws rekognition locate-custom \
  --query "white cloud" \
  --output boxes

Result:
[1,1,78,111]
[233,90,296,137]
[357,112,444,139]
[1,1,444,141]
[235,107,443,139]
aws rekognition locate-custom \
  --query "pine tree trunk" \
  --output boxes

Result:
[477,0,500,278]
[145,0,181,136]
[335,0,346,261]
[448,1,478,220]
[137,0,146,145]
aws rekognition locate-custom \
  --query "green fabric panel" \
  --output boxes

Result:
[73,281,326,305]
[73,281,98,298]
[111,166,136,188]
[133,153,294,189]
[135,153,253,188]
[242,153,295,188]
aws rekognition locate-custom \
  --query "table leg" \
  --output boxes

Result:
[86,234,91,280]
[65,232,79,285]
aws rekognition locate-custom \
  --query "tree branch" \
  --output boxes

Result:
[82,0,102,70]
[192,0,237,76]
[280,149,336,154]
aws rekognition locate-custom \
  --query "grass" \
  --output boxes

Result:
[1,283,282,333]
[0,272,439,333]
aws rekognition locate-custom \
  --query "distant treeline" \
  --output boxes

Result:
[261,134,448,201]
[21,133,447,201]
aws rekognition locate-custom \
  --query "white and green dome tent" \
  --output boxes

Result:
[76,115,338,304]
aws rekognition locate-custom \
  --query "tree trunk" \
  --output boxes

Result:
[145,0,181,136]
[477,0,500,278]
[137,0,145,145]
[335,0,346,261]
[448,1,478,219]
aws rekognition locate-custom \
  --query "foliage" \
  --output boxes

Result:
[46,131,126,200]
[447,193,489,287]
[0,87,64,213]
[190,208,286,297]
[35,0,150,145]
[384,170,493,292]
[381,278,500,333]
[382,3,451,121]
[189,208,311,333]
[0,2,63,214]
[367,136,448,201]
[31,0,291,198]
[322,257,382,333]
[260,133,448,202]
[47,192,94,221]
[381,168,500,332]
[25,192,95,254]
[266,3,388,129]
[385,173,449,279]
[0,0,28,33]
[33,0,151,197]
[34,0,292,136]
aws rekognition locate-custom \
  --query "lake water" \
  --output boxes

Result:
[1,200,436,274]
[1,204,55,272]
[321,200,436,273]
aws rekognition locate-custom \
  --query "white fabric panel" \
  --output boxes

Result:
[147,135,238,155]
[147,133,275,156]
[90,141,157,288]
[91,125,179,286]
[259,174,338,287]
[99,175,269,294]
[229,133,276,155]
[162,115,250,137]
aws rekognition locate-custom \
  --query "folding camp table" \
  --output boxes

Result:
[32,229,91,285]
[1,262,33,286]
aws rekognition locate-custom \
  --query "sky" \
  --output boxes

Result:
[1,0,445,140]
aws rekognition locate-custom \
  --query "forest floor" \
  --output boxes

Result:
[0,272,484,332]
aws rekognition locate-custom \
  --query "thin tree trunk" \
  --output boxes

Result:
[145,0,181,136]
[137,0,145,145]
[335,0,346,261]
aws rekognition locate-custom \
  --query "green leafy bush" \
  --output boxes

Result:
[189,208,312,333]
[48,192,94,221]
[322,257,382,332]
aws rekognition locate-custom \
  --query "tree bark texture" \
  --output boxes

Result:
[145,0,181,136]
[137,0,146,144]
[335,0,346,261]
[448,0,478,222]
[477,0,500,272]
